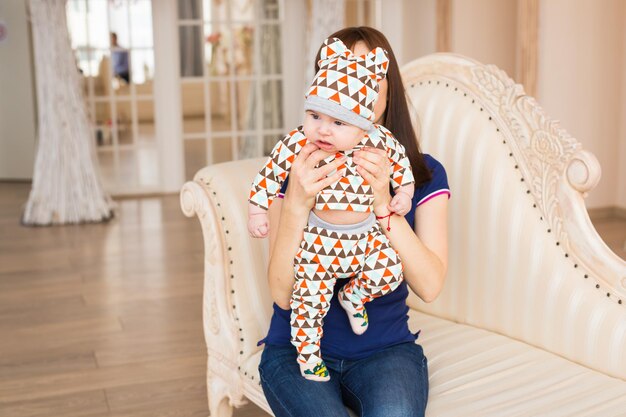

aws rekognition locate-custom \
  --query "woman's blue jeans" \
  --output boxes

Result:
[258,342,429,417]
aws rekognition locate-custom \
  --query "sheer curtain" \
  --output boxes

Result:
[240,0,345,159]
[240,0,283,159]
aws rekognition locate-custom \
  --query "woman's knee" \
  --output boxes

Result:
[368,401,426,417]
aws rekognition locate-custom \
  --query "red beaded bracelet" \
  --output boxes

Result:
[375,212,394,231]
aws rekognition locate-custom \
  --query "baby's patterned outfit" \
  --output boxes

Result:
[249,124,414,377]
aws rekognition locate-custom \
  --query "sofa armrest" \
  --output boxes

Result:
[180,157,273,366]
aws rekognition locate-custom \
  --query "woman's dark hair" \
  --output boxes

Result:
[315,26,432,186]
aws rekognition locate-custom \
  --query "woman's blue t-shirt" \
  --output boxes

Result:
[259,154,450,360]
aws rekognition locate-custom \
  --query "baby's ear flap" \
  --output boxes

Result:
[319,37,351,61]
[366,47,390,81]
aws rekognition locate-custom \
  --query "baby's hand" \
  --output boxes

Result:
[248,212,269,238]
[389,192,412,216]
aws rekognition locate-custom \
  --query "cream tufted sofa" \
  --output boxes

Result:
[180,53,626,416]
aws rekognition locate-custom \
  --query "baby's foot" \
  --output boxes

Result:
[299,360,330,382]
[338,290,368,335]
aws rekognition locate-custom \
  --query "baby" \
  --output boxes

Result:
[248,38,415,381]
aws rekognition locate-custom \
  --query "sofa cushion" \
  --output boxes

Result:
[240,309,626,416]
[412,311,626,416]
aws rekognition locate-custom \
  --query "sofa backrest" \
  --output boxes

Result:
[401,54,625,380]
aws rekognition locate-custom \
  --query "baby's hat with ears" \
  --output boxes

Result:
[304,37,390,130]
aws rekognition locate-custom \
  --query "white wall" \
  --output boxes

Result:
[281,0,307,129]
[0,1,36,180]
[537,0,624,209]
[380,0,405,65]
[402,0,437,64]
[451,0,518,79]
[394,0,625,210]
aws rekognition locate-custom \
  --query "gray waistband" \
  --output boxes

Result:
[308,211,376,234]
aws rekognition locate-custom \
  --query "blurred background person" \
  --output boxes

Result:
[110,32,129,83]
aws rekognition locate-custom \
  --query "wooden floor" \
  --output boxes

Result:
[0,182,624,416]
[0,183,268,417]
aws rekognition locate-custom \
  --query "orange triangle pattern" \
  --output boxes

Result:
[249,124,415,215]
[290,222,404,365]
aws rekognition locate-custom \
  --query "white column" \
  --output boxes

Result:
[0,0,36,179]
[152,0,184,192]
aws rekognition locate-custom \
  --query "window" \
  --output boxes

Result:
[66,0,159,194]
[177,0,285,179]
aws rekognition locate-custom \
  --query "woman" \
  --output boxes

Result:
[258,26,450,417]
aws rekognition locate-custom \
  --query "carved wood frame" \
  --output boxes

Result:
[402,53,625,303]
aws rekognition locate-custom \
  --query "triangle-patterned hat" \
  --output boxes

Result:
[304,37,389,131]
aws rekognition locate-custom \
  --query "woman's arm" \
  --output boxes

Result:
[354,148,448,303]
[267,144,346,309]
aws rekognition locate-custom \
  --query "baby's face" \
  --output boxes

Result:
[302,111,365,152]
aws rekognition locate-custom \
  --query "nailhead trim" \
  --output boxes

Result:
[207,187,251,365]
[410,78,624,305]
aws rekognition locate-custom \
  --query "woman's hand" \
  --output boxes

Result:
[283,143,346,212]
[267,143,346,309]
[353,147,392,216]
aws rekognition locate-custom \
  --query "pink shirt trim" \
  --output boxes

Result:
[416,189,450,207]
